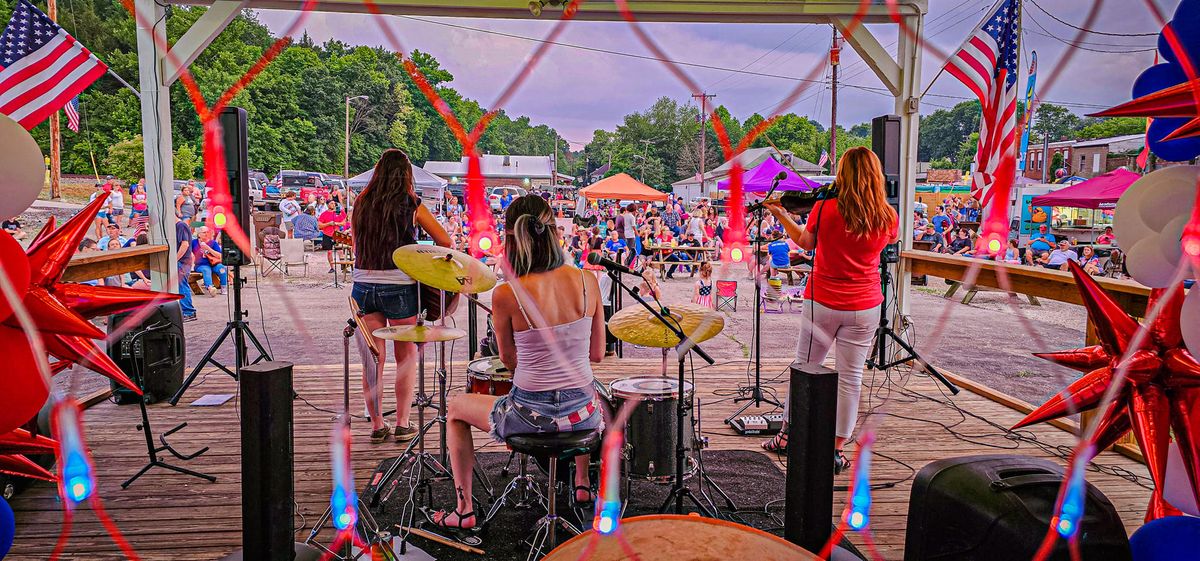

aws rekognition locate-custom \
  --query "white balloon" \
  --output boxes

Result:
[0,114,45,219]
[1158,214,1189,269]
[1126,237,1179,288]
[1113,174,1157,248]
[1183,289,1200,359]
[1114,166,1200,251]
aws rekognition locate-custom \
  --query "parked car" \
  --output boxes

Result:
[249,178,264,208]
[488,186,528,211]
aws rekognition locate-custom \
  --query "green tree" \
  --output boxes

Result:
[104,135,145,180]
[1032,103,1080,143]
[1050,152,1065,175]
[1076,117,1146,140]
[174,144,201,179]
[918,100,981,162]
[929,157,956,170]
[955,132,980,171]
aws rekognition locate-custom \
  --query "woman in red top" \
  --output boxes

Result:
[761,147,899,473]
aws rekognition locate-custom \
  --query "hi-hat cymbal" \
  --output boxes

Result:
[391,244,497,294]
[373,325,467,343]
[608,303,724,348]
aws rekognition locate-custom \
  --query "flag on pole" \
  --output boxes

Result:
[944,0,1021,207]
[0,0,107,130]
[817,149,829,169]
[1017,51,1037,172]
[64,95,80,132]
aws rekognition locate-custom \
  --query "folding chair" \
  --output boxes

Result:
[280,238,309,277]
[760,277,789,313]
[258,228,285,277]
[715,280,737,312]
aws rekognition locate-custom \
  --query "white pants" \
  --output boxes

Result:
[785,299,879,440]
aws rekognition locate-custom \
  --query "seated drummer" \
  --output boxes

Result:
[433,195,606,530]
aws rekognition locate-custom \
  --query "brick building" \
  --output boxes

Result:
[1022,140,1074,181]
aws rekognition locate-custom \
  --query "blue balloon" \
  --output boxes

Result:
[1157,0,1200,65]
[1130,516,1200,561]
[1138,0,1200,161]
[0,496,14,559]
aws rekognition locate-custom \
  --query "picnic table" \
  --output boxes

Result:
[644,244,714,279]
[942,278,1040,306]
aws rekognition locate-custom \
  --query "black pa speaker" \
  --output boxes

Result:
[871,114,901,177]
[905,455,1131,561]
[219,106,251,266]
[107,301,185,404]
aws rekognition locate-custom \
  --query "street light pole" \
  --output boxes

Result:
[344,95,368,179]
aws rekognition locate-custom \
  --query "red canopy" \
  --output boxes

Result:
[1030,169,1140,210]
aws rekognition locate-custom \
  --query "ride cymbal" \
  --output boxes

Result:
[608,303,724,348]
[391,244,497,294]
[372,325,467,343]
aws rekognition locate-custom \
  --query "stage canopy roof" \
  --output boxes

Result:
[580,173,669,202]
[1031,169,1140,210]
[716,157,821,193]
[347,164,447,191]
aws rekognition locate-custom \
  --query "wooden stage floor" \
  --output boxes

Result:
[7,358,1151,560]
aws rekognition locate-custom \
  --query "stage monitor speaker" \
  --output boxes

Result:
[871,115,901,177]
[219,106,251,266]
[107,301,185,405]
[905,454,1131,561]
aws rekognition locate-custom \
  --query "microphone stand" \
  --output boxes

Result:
[725,176,786,424]
[604,269,738,517]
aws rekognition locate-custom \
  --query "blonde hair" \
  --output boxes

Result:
[504,195,564,277]
[834,147,897,238]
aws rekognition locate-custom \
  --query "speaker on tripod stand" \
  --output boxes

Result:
[108,301,184,405]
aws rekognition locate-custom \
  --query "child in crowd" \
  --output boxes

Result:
[692,261,714,308]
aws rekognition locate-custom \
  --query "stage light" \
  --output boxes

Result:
[212,206,227,228]
[1055,454,1089,539]
[330,420,358,531]
[730,247,744,263]
[848,511,867,531]
[596,502,620,534]
[845,432,873,532]
[987,237,1002,254]
[477,233,494,252]
[1185,237,1200,257]
[55,401,95,506]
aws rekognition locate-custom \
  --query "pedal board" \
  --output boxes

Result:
[730,413,784,435]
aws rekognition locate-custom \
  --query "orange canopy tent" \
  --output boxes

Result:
[579,173,669,202]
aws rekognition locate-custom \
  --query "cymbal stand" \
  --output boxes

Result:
[606,270,736,517]
[305,319,396,559]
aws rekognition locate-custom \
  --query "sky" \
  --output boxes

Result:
[258,1,1174,150]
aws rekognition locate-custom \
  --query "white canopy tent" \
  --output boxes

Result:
[346,164,448,210]
[135,0,927,312]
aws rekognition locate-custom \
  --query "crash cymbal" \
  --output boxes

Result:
[391,244,497,294]
[373,325,467,343]
[608,303,724,348]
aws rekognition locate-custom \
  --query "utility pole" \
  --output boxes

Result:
[829,28,841,175]
[1040,112,1050,184]
[48,0,61,199]
[638,138,654,183]
[692,92,716,195]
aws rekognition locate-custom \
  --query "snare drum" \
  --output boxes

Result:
[465,357,512,396]
[610,376,695,482]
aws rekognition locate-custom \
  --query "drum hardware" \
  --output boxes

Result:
[304,315,396,560]
[603,269,734,517]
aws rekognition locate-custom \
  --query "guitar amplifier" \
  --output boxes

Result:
[107,301,185,404]
[730,413,784,435]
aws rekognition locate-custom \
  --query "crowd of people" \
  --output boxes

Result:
[912,198,1123,278]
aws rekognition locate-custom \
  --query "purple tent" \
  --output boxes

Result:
[1030,169,1140,210]
[717,157,821,193]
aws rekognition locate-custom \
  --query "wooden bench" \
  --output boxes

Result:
[188,271,223,293]
[943,279,1040,306]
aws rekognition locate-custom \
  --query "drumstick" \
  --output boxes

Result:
[399,526,485,555]
[348,296,380,358]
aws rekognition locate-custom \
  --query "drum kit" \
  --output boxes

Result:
[329,241,738,555]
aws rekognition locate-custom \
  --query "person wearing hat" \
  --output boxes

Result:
[1029,224,1055,254]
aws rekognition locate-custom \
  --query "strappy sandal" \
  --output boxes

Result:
[834,449,851,475]
[428,509,477,531]
[573,486,596,507]
[761,429,788,454]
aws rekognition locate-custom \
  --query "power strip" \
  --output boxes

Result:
[730,413,784,435]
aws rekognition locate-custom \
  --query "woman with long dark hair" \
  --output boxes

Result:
[352,149,451,443]
[760,147,899,474]
[431,195,605,530]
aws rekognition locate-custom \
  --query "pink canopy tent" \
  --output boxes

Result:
[717,157,821,193]
[1030,168,1141,210]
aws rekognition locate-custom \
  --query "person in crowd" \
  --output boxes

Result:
[761,146,899,475]
[767,230,792,276]
[948,228,973,257]
[432,195,604,530]
[500,190,514,211]
[352,149,451,444]
[318,201,348,273]
[1104,248,1125,278]
[175,184,197,225]
[292,206,321,241]
[913,211,929,232]
[603,229,627,264]
[175,217,196,322]
[108,182,126,228]
[663,202,681,235]
[693,261,714,308]
[1001,239,1022,264]
[127,233,153,289]
[98,223,128,250]
[3,216,26,241]
[75,239,101,287]
[667,231,702,278]
[191,226,227,296]
[1044,239,1079,269]
[1078,245,1101,275]
[129,183,149,224]
[279,191,302,238]
[930,205,952,236]
[1096,225,1116,246]
[102,239,127,286]
[622,204,639,266]
[90,183,111,239]
[1029,224,1055,255]
[916,224,943,253]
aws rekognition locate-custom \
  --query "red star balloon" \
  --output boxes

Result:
[1089,77,1200,141]
[1014,261,1200,521]
[0,428,56,482]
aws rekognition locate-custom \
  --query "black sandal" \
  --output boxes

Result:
[573,485,596,507]
[833,450,851,475]
[761,429,788,454]
[428,509,477,530]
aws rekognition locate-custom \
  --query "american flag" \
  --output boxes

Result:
[64,95,79,132]
[0,0,107,130]
[944,0,1021,207]
[817,149,829,169]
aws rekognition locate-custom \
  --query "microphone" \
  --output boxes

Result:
[586,252,639,275]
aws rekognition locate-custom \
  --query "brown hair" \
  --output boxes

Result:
[352,149,420,269]
[834,147,897,238]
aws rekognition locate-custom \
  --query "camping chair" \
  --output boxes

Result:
[761,278,788,313]
[258,227,285,277]
[715,280,738,312]
[280,238,309,277]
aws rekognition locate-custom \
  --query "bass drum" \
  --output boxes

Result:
[545,515,818,561]
[610,376,694,482]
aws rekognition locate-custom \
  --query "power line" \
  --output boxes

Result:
[1027,0,1161,37]
[1025,15,1159,54]
[705,25,811,91]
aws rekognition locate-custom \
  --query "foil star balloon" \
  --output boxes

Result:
[0,428,56,482]
[1013,261,1200,521]
[1090,77,1200,141]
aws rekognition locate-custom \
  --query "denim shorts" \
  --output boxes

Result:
[351,282,417,320]
[488,385,602,443]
